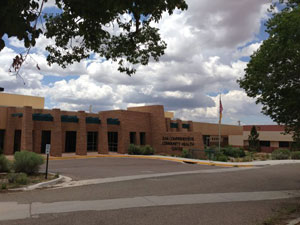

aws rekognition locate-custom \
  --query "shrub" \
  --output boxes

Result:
[214,152,228,162]
[7,173,18,183]
[291,151,300,160]
[7,173,28,185]
[128,144,140,155]
[1,183,6,190]
[271,149,290,160]
[204,148,216,160]
[0,147,3,155]
[221,147,245,158]
[0,155,11,172]
[15,173,29,185]
[141,145,154,155]
[128,144,154,155]
[181,149,192,158]
[14,151,44,175]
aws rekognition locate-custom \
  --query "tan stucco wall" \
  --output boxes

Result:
[164,111,174,119]
[229,135,244,146]
[193,122,243,136]
[0,93,44,109]
[243,131,293,142]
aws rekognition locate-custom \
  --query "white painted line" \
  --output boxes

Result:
[52,167,256,189]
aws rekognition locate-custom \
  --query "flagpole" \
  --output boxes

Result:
[218,94,221,152]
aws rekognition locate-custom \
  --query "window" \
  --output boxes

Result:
[130,132,136,144]
[140,132,146,145]
[108,132,118,152]
[14,130,21,153]
[260,141,270,147]
[0,130,5,151]
[279,141,290,148]
[87,132,98,151]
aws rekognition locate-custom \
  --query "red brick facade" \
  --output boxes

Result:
[0,105,204,156]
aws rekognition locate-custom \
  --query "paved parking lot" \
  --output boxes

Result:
[43,157,223,180]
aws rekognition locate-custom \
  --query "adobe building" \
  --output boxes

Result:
[229,125,295,152]
[0,93,244,156]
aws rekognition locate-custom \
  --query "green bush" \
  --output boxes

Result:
[291,151,300,160]
[7,173,18,183]
[7,173,28,185]
[14,151,44,175]
[0,155,11,172]
[221,147,246,158]
[141,145,154,155]
[128,144,140,155]
[214,152,228,162]
[128,144,154,155]
[1,183,6,190]
[271,149,290,160]
[181,149,192,158]
[15,173,29,185]
[0,147,3,155]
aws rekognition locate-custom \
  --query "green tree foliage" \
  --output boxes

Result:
[238,0,300,142]
[248,126,260,152]
[0,0,187,75]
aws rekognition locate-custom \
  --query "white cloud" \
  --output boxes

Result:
[0,0,274,125]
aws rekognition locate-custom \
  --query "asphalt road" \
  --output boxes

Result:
[1,158,300,225]
[43,157,221,180]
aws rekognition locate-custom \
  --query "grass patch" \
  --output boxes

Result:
[0,173,55,191]
[262,202,300,225]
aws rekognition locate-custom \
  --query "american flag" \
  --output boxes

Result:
[219,97,223,124]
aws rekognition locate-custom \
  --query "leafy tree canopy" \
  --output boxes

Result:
[238,0,300,141]
[0,0,188,75]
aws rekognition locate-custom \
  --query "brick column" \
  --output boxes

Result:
[33,130,41,153]
[98,113,108,154]
[4,107,16,155]
[51,109,62,157]
[76,111,87,155]
[21,106,33,151]
[119,117,130,154]
[188,121,194,132]
[177,119,182,132]
[165,118,171,132]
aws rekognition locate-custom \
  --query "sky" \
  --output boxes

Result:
[0,0,275,125]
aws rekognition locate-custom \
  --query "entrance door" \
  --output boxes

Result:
[108,132,118,152]
[14,130,21,153]
[65,131,77,153]
[41,131,51,154]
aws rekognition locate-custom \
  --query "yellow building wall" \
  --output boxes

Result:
[0,93,44,109]
[193,122,243,136]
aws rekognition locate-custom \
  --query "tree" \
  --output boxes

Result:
[238,0,300,143]
[0,0,188,76]
[248,126,260,152]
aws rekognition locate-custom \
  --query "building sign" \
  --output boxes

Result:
[162,136,195,151]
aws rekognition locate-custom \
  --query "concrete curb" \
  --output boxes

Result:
[49,154,300,167]
[287,217,300,225]
[49,154,256,168]
[9,174,72,191]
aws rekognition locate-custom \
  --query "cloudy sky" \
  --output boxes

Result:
[0,0,275,125]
